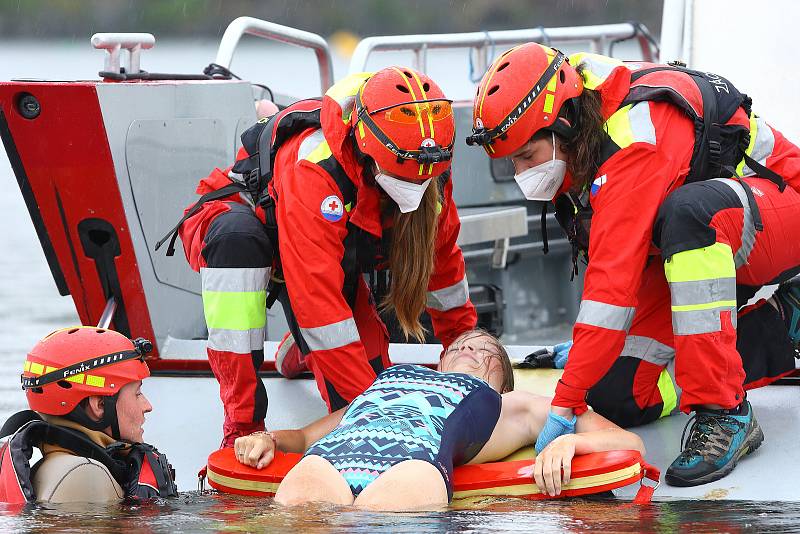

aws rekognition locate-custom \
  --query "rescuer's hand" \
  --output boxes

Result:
[534,410,577,453]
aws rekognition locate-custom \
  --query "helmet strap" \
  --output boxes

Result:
[545,96,581,142]
[65,393,122,440]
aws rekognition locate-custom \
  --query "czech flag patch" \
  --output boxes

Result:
[320,195,344,222]
[591,174,607,197]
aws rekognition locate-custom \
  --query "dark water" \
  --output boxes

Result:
[2,494,799,533]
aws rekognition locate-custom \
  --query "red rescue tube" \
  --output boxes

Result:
[205,448,660,501]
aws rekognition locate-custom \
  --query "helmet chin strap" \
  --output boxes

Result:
[66,393,122,441]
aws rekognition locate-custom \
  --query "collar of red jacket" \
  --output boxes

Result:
[319,73,384,238]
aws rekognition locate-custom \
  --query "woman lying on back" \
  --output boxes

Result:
[234,329,644,510]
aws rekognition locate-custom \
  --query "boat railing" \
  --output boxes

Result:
[214,16,335,93]
[348,22,655,75]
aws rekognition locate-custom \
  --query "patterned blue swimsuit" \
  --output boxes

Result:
[304,364,502,498]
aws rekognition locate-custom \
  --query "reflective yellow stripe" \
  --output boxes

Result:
[452,463,642,500]
[45,366,56,374]
[569,52,624,90]
[664,243,736,283]
[605,104,636,148]
[207,468,280,495]
[357,120,365,139]
[672,300,737,312]
[543,93,555,114]
[85,375,106,388]
[657,369,677,418]
[305,139,333,164]
[66,373,85,384]
[326,71,372,122]
[546,73,557,92]
[203,291,267,331]
[736,114,759,176]
[391,66,426,138]
[407,68,435,139]
[23,360,30,372]
[29,362,44,375]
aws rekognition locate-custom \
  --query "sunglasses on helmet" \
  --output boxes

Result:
[368,98,454,125]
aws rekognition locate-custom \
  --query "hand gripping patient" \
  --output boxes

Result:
[234,330,644,510]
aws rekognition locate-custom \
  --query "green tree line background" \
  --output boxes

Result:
[0,1,663,41]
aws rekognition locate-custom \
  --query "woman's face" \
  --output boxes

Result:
[439,331,505,392]
[508,132,568,175]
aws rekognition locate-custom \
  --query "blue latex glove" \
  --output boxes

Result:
[552,341,573,369]
[535,411,577,453]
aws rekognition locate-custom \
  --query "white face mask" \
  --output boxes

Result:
[374,171,432,213]
[513,132,567,201]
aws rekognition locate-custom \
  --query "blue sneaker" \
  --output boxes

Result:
[774,278,800,347]
[665,401,763,487]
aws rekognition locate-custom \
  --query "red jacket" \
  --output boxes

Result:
[553,55,800,413]
[180,75,476,379]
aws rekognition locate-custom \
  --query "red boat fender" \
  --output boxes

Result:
[206,448,660,502]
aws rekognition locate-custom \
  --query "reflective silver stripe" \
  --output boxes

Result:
[297,129,326,162]
[201,267,270,293]
[426,277,469,311]
[576,300,635,331]
[668,277,737,307]
[711,178,756,268]
[208,327,265,353]
[300,317,360,351]
[620,335,675,366]
[628,102,656,145]
[742,116,775,176]
[672,305,737,336]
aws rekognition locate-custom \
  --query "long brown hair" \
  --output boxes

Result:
[383,180,440,342]
[560,80,605,194]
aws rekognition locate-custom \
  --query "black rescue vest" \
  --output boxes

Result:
[0,410,177,503]
[552,63,787,275]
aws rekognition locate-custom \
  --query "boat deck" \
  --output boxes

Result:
[144,341,800,500]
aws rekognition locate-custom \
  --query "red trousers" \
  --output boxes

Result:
[588,178,800,427]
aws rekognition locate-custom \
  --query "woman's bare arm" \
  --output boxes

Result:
[469,390,645,497]
[273,408,347,453]
[235,407,347,469]
[529,404,645,496]
[467,390,550,464]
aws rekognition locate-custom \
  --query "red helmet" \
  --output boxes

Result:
[467,43,583,158]
[353,66,455,180]
[22,327,150,417]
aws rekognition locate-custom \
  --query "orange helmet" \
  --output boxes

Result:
[21,327,151,437]
[467,43,583,158]
[353,66,455,179]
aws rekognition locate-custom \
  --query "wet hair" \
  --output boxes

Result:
[449,328,514,393]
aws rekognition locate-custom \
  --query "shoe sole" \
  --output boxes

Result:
[665,417,764,488]
[275,334,307,379]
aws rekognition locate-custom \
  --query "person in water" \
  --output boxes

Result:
[0,327,177,504]
[233,329,644,510]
